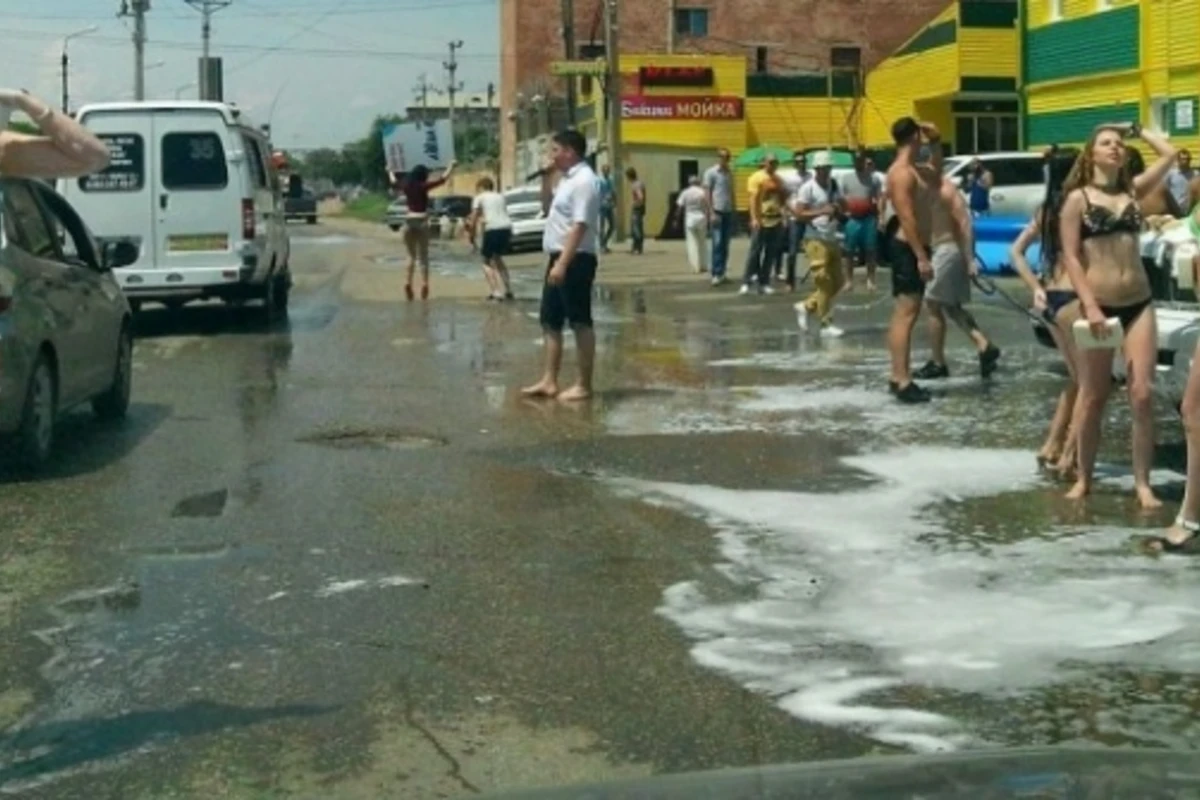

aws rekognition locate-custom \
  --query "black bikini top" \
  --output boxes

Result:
[1080,189,1143,241]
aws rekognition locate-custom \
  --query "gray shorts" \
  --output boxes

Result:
[925,243,971,306]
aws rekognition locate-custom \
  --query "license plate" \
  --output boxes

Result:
[167,234,228,252]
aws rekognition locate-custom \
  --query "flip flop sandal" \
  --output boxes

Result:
[1145,517,1200,554]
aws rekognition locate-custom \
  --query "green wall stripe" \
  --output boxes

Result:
[1024,6,1138,84]
[960,0,1017,28]
[746,73,856,98]
[960,77,1017,93]
[1026,102,1140,146]
[896,19,957,56]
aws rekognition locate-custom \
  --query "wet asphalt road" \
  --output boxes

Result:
[2,224,1200,798]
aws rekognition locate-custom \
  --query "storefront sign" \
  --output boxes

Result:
[621,96,744,121]
[550,59,607,76]
[638,65,714,88]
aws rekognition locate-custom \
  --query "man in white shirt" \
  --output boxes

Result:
[674,174,710,274]
[792,150,845,337]
[780,150,812,282]
[522,130,601,402]
[468,176,514,301]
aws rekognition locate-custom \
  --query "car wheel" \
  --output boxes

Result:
[163,299,185,312]
[306,215,318,225]
[15,353,57,469]
[129,300,143,314]
[388,224,400,232]
[93,325,133,421]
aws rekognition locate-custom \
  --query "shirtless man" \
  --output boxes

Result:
[885,117,945,403]
[913,175,1001,380]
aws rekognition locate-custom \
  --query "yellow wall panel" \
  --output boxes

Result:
[862,44,959,146]
[745,98,858,151]
[1025,73,1142,114]
[959,28,1018,78]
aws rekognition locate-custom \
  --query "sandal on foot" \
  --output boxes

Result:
[405,284,415,301]
[1145,517,1200,554]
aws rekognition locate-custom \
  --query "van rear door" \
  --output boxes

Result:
[62,111,155,268]
[153,109,241,271]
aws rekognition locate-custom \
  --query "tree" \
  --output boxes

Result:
[455,127,498,163]
[355,114,404,191]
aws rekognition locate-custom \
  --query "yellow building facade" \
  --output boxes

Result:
[1023,0,1200,154]
[861,0,1020,155]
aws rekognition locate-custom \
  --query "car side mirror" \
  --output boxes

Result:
[102,240,139,270]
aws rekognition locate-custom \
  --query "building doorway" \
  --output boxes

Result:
[954,114,1019,154]
[677,158,700,191]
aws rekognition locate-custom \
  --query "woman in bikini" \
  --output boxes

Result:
[390,161,457,300]
[1058,122,1176,507]
[1010,149,1081,478]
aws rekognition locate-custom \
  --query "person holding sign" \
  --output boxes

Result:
[389,160,457,301]
[0,89,109,178]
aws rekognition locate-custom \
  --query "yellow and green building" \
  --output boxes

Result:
[1023,0,1200,152]
[861,0,1021,154]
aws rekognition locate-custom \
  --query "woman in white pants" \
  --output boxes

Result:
[676,175,710,274]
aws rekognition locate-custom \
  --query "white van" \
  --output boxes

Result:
[59,101,291,318]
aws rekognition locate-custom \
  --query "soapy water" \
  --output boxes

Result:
[606,446,1200,753]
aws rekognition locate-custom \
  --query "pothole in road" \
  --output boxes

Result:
[297,428,449,451]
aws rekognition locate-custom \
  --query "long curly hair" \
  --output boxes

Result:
[1040,148,1081,269]
[1062,125,1132,195]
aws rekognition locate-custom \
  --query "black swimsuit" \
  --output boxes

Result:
[1080,190,1151,330]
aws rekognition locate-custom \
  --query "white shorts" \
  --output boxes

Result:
[925,243,971,306]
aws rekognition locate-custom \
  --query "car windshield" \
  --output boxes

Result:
[943,157,966,175]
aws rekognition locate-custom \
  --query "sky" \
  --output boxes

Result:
[0,0,500,149]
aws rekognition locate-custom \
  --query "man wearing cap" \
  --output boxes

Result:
[792,150,845,337]
[780,151,812,283]
[740,153,786,295]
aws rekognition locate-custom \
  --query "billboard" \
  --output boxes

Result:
[620,96,744,121]
[381,119,455,173]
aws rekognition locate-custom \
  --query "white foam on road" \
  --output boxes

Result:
[606,446,1200,752]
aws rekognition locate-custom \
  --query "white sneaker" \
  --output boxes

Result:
[820,324,845,339]
[739,284,753,296]
[760,284,775,295]
[711,276,722,287]
[794,302,809,332]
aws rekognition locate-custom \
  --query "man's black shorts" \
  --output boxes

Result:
[539,252,598,331]
[891,240,928,298]
[481,228,511,260]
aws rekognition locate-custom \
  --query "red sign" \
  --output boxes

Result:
[638,65,714,88]
[621,96,744,121]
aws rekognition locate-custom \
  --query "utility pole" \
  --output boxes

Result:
[413,73,433,122]
[667,0,677,54]
[604,0,623,241]
[444,40,464,150]
[560,0,576,125]
[119,0,150,101]
[185,0,232,101]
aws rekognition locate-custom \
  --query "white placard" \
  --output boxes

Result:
[381,119,455,173]
[1175,99,1195,132]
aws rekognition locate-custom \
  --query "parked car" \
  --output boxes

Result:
[0,177,140,469]
[59,101,292,320]
[386,197,408,231]
[429,194,474,238]
[505,185,545,252]
[882,151,1045,260]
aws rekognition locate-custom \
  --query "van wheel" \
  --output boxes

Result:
[388,224,400,232]
[306,215,318,225]
[93,326,132,421]
[15,354,57,469]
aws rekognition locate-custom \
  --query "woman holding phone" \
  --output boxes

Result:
[1009,149,1080,478]
[1057,122,1176,506]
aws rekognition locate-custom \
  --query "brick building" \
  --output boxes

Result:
[499,0,949,184]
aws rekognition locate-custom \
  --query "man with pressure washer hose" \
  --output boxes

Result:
[913,177,1002,380]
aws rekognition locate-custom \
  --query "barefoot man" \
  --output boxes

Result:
[886,117,945,404]
[522,130,601,402]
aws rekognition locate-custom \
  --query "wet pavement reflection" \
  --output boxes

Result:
[2,226,1199,797]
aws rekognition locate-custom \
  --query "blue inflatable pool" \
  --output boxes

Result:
[973,215,1040,276]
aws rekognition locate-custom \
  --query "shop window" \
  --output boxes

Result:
[755,46,768,73]
[976,116,999,153]
[955,116,976,154]
[999,116,1020,151]
[1150,96,1169,132]
[954,115,1020,154]
[673,8,709,37]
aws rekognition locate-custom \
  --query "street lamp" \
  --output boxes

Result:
[174,82,197,99]
[62,25,99,113]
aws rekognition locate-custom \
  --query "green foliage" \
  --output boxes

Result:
[339,192,390,222]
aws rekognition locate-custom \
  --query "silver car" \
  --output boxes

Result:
[0,177,139,469]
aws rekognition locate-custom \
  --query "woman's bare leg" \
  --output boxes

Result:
[403,226,418,300]
[1047,324,1081,476]
[1067,346,1115,500]
[1124,307,1162,509]
[494,256,513,295]
[1160,336,1200,545]
[418,230,431,298]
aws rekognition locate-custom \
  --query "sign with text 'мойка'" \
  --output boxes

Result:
[620,96,744,121]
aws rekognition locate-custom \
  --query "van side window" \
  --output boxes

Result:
[79,133,145,192]
[241,134,267,189]
[162,132,229,190]
[2,181,60,260]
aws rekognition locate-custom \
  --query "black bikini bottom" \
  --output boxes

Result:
[1099,298,1152,331]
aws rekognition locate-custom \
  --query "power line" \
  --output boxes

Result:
[223,0,342,74]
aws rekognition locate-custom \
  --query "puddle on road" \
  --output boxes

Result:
[171,488,229,519]
[294,235,353,246]
[297,428,448,451]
